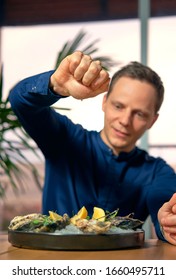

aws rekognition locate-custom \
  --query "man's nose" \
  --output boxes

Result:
[119,111,132,126]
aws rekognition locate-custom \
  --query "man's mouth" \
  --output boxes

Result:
[113,127,130,138]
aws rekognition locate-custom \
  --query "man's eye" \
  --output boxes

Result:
[136,112,145,118]
[115,104,122,109]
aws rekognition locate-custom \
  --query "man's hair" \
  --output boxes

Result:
[107,61,164,113]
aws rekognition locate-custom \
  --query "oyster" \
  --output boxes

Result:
[8,213,43,231]
[108,213,144,229]
[8,213,69,232]
[75,219,111,234]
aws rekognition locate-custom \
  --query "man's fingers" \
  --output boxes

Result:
[67,51,84,74]
[162,213,176,226]
[73,54,92,80]
[81,61,102,86]
[161,193,176,213]
[66,51,110,92]
[172,204,176,214]
[168,193,176,209]
[91,69,110,89]
[163,231,176,245]
[87,78,110,98]
[74,59,102,83]
[163,225,176,233]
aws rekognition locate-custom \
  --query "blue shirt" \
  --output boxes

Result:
[9,71,176,240]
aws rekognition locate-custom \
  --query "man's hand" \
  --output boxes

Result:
[50,51,110,99]
[158,193,176,245]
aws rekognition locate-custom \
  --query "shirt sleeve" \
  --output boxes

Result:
[9,70,69,157]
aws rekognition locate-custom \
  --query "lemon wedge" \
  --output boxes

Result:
[49,211,62,221]
[70,206,88,225]
[92,207,105,221]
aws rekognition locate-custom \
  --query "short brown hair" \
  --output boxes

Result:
[107,61,164,113]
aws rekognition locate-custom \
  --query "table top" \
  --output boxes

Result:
[1,232,176,260]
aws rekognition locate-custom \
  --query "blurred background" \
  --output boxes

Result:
[0,0,176,236]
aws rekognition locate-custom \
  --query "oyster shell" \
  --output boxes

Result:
[8,213,69,232]
[8,213,43,231]
[75,219,111,234]
[109,213,144,229]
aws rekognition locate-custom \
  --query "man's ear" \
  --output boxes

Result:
[148,113,159,129]
[102,93,108,112]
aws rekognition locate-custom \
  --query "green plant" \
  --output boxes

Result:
[55,29,117,70]
[0,67,42,198]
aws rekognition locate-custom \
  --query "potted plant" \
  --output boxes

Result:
[0,66,43,198]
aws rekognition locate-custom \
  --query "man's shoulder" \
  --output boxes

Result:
[135,147,167,164]
[135,147,174,172]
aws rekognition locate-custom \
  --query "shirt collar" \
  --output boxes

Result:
[97,132,137,160]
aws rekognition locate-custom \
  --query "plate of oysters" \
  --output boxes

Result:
[8,206,145,250]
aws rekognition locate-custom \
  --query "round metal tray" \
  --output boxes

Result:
[8,229,145,250]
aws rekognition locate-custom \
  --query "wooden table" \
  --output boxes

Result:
[1,232,176,260]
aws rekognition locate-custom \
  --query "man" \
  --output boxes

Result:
[9,51,176,245]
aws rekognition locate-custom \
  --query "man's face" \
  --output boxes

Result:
[101,76,158,155]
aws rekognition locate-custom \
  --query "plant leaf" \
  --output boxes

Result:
[55,29,118,71]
